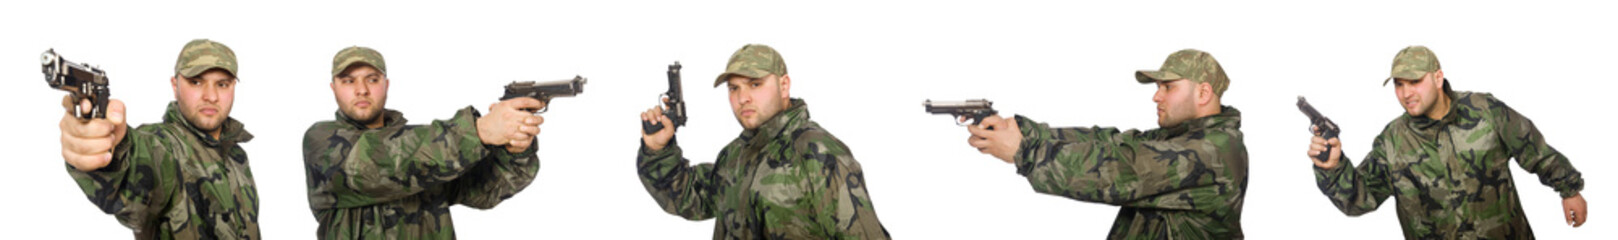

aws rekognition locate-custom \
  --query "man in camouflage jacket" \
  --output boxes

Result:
[302,46,545,239]
[59,39,260,239]
[637,44,890,239]
[967,49,1249,239]
[1308,46,1587,239]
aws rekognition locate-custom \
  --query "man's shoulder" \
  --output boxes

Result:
[303,121,343,139]
[783,121,848,152]
[130,122,190,145]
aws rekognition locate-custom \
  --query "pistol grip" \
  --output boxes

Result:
[91,95,107,119]
[1313,129,1339,162]
[1316,145,1333,162]
[643,121,665,134]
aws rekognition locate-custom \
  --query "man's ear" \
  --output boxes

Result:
[777,74,791,100]
[1432,69,1445,87]
[171,75,181,97]
[1197,82,1215,106]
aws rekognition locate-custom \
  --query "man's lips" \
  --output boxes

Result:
[199,107,218,115]
[739,109,756,117]
[354,100,372,108]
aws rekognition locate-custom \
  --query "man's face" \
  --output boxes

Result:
[1392,71,1442,117]
[171,69,236,133]
[1152,79,1198,128]
[727,74,789,130]
[331,65,389,125]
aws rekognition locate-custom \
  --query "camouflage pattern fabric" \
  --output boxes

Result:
[1014,106,1249,239]
[68,102,259,239]
[174,39,238,78]
[713,44,787,87]
[302,107,539,239]
[1135,49,1230,97]
[1316,91,1584,239]
[637,99,890,239]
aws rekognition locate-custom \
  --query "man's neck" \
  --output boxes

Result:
[1425,94,1452,120]
[363,117,385,129]
[1195,102,1223,119]
[208,129,221,140]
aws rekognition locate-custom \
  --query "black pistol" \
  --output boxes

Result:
[41,49,111,120]
[643,62,686,134]
[1297,96,1341,162]
[924,99,998,126]
[501,76,586,114]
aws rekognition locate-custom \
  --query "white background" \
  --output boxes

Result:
[0,1,1610,239]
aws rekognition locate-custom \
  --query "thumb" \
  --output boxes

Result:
[107,99,126,126]
[1566,207,1575,226]
[504,97,545,111]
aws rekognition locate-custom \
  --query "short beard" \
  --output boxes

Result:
[184,112,223,134]
[344,107,384,126]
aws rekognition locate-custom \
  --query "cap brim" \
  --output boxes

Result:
[333,60,384,77]
[712,69,771,87]
[178,66,233,78]
[1135,70,1183,84]
[1385,70,1426,85]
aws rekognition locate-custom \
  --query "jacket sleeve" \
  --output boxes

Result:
[303,107,494,208]
[450,138,541,209]
[1314,130,1396,216]
[636,138,719,220]
[1010,115,1233,210]
[1490,98,1583,198]
[67,125,179,232]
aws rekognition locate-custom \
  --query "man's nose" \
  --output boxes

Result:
[202,85,219,102]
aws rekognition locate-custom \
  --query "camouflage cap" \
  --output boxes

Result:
[1384,46,1440,85]
[1136,49,1230,97]
[714,44,787,87]
[332,46,386,77]
[174,39,238,78]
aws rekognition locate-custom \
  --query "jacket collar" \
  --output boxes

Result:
[739,99,810,144]
[334,109,407,130]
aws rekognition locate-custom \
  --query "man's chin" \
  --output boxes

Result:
[189,118,224,132]
[1404,108,1423,116]
[736,119,761,130]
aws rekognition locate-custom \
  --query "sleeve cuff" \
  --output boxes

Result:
[489,139,539,164]
[1313,156,1350,190]
[1559,189,1581,198]
[1012,115,1041,175]
[640,138,679,158]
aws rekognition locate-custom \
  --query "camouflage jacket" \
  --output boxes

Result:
[1013,106,1248,240]
[1315,91,1584,239]
[67,102,259,239]
[302,107,539,239]
[637,99,890,239]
